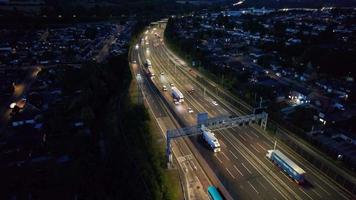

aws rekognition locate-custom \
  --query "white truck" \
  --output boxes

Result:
[201,125,221,152]
[171,87,184,104]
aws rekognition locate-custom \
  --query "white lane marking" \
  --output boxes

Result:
[215,154,223,163]
[311,181,331,196]
[280,171,294,183]
[257,179,267,191]
[226,168,236,179]
[263,141,271,148]
[311,189,322,198]
[229,150,238,160]
[248,181,259,194]
[233,165,244,177]
[249,130,260,138]
[298,187,314,200]
[221,151,230,161]
[244,132,254,140]
[237,133,247,142]
[241,162,252,174]
[250,144,261,153]
[256,142,266,151]
[219,140,227,148]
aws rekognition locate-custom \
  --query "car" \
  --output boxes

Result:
[132,60,137,64]
[212,101,218,106]
[160,71,164,75]
[174,100,179,105]
[170,83,174,87]
[188,107,194,113]
[162,85,167,91]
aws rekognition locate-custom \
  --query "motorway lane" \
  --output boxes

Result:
[141,25,354,200]
[132,37,212,200]
[144,29,295,199]
[141,32,239,196]
[142,31,285,199]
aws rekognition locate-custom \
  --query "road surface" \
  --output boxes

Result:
[131,22,355,200]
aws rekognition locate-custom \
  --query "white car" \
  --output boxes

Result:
[188,107,194,113]
[170,83,174,87]
[212,101,218,106]
[160,71,164,75]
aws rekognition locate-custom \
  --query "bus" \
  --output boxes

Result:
[207,186,223,200]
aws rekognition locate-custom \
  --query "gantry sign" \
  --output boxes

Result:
[166,112,268,165]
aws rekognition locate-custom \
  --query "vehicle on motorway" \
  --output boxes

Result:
[201,125,221,152]
[187,107,194,113]
[266,149,306,184]
[185,84,195,93]
[145,59,152,67]
[207,186,223,200]
[212,101,218,106]
[171,87,184,104]
[162,85,167,91]
[146,67,155,78]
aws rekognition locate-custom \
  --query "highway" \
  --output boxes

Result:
[130,42,213,200]
[131,23,355,199]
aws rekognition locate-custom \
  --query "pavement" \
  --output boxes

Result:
[130,23,355,200]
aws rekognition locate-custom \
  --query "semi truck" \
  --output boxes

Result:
[266,149,306,184]
[201,125,221,152]
[171,87,184,104]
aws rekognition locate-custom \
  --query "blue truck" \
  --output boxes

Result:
[266,149,306,184]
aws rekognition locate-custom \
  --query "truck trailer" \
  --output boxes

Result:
[171,87,184,103]
[266,149,306,184]
[201,125,221,152]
